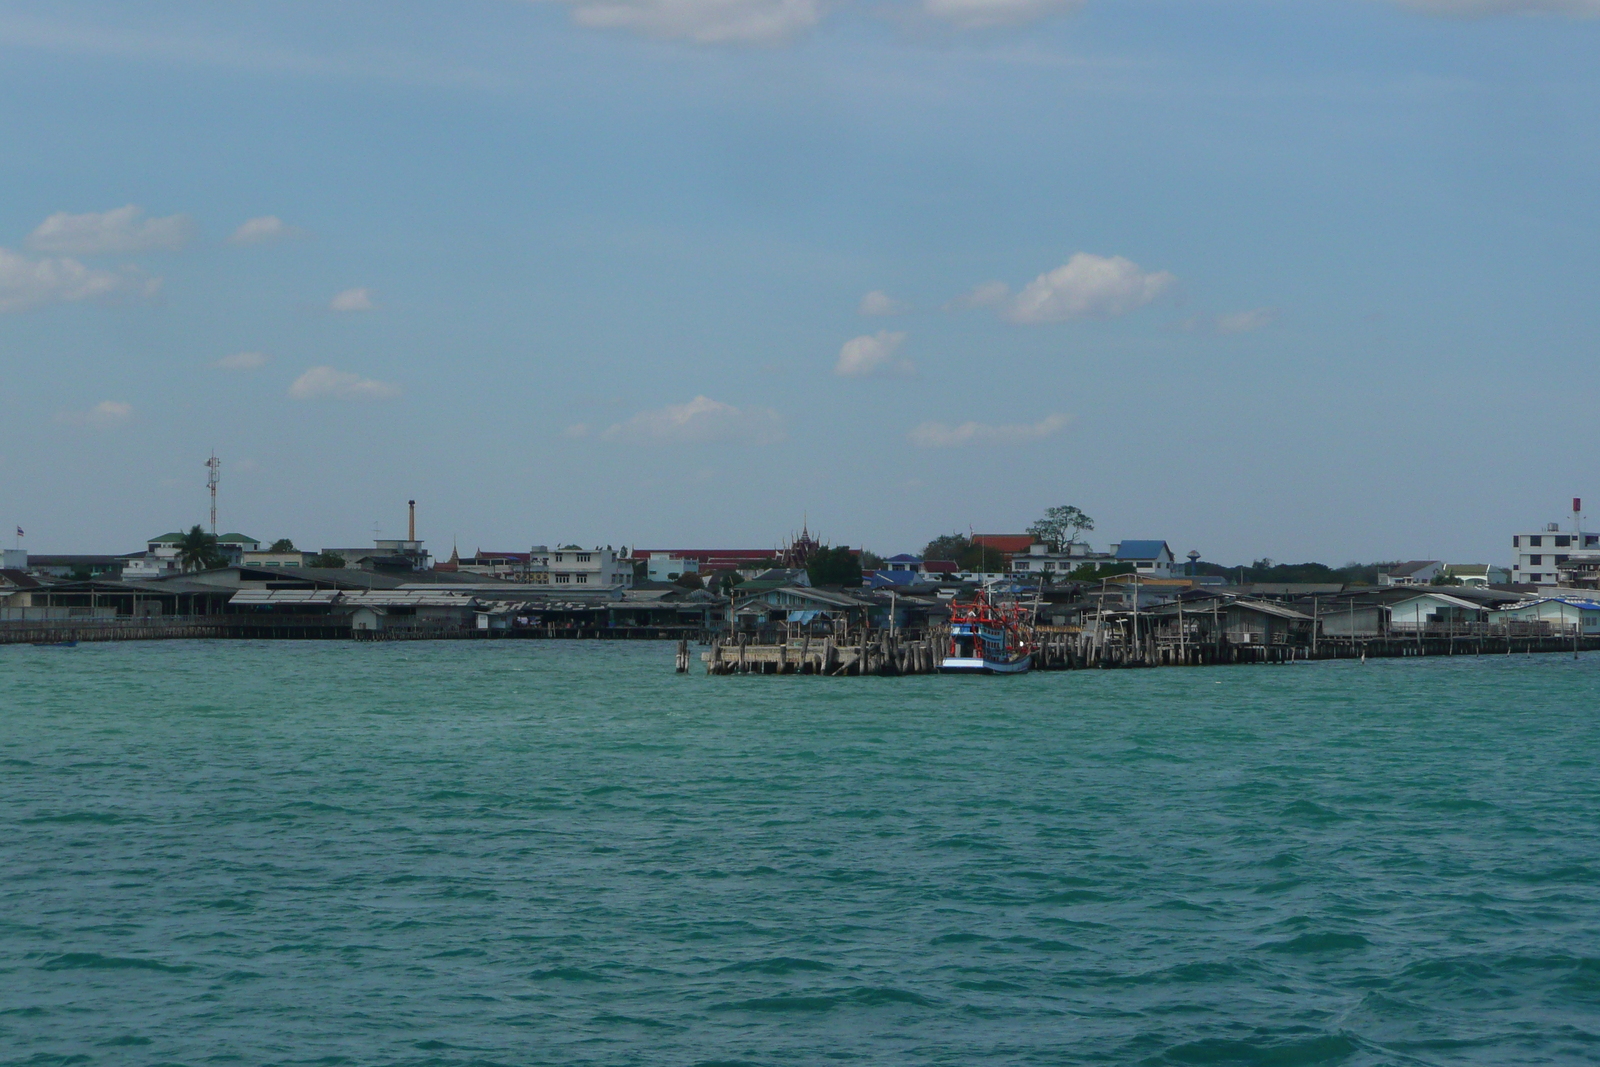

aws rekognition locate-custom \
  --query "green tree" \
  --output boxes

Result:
[858,549,885,570]
[806,546,863,587]
[175,525,223,573]
[673,572,705,591]
[1026,505,1094,550]
[307,552,347,569]
[269,538,296,552]
[957,544,1006,573]
[922,533,971,561]
[1430,571,1463,586]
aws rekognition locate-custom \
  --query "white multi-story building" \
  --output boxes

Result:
[646,555,698,582]
[1511,523,1600,586]
[546,545,633,588]
[1008,541,1110,578]
[121,533,185,579]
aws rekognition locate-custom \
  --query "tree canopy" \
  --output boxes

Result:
[269,538,296,553]
[1027,505,1094,549]
[175,525,223,573]
[922,533,970,561]
[806,545,862,587]
[307,552,347,569]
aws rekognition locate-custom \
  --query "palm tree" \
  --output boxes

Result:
[175,525,222,572]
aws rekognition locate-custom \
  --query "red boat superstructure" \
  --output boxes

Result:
[940,589,1036,674]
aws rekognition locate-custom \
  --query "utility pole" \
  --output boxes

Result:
[204,451,221,534]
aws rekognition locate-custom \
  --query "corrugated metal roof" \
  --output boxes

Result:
[1114,540,1170,560]
[230,589,341,604]
[342,591,476,607]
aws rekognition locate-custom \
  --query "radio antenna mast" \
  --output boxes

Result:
[205,451,221,534]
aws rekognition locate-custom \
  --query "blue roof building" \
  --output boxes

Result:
[1111,540,1175,577]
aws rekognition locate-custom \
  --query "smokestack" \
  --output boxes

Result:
[408,500,416,542]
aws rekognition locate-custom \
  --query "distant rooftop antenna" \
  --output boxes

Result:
[204,451,221,534]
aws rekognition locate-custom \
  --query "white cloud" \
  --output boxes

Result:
[858,290,911,316]
[922,0,1086,28]
[215,351,268,370]
[288,366,401,401]
[56,400,133,428]
[1390,0,1600,15]
[27,205,193,255]
[602,395,785,445]
[835,330,913,377]
[0,247,154,312]
[1177,308,1275,335]
[1005,254,1175,324]
[544,0,821,43]
[947,280,1011,311]
[229,216,303,244]
[564,422,591,438]
[908,412,1069,448]
[329,287,376,312]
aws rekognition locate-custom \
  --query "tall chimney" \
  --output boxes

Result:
[408,500,416,542]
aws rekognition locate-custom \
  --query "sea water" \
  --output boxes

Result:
[1,641,1597,1066]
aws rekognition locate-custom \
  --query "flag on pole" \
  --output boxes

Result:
[14,527,21,538]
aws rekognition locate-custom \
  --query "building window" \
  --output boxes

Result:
[1530,536,1542,547]
[1528,573,1542,583]
[1529,555,1542,566]
[555,573,570,583]
[1557,555,1570,563]
[576,573,588,583]
[1513,536,1520,547]
[577,553,592,562]
[1556,536,1571,547]
[554,553,563,562]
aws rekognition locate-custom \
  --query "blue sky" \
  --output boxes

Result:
[1,0,1597,563]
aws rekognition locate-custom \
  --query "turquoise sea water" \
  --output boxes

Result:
[1,642,1598,1066]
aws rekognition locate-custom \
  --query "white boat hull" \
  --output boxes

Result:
[939,653,1032,675]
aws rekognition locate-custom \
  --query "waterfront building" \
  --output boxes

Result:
[316,538,431,572]
[1377,561,1445,587]
[547,545,633,588]
[1386,592,1487,632]
[1488,596,1600,635]
[1441,563,1512,588]
[121,534,185,579]
[1111,541,1176,578]
[241,548,311,569]
[1511,523,1600,586]
[1009,541,1111,578]
[646,555,699,582]
[22,554,128,579]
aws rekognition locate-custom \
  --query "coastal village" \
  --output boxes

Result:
[4,491,1600,665]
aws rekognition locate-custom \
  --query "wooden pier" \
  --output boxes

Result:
[699,626,1600,675]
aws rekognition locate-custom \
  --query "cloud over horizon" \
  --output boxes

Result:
[288,366,401,400]
[908,412,1069,447]
[27,206,193,255]
[602,395,786,444]
[922,0,1086,28]
[1004,254,1175,324]
[230,216,303,244]
[55,400,133,429]
[858,290,911,316]
[329,287,376,312]
[0,247,156,312]
[1177,308,1275,335]
[215,351,269,370]
[835,331,913,377]
[542,0,822,43]
[1392,0,1600,15]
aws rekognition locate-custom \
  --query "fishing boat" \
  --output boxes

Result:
[940,589,1035,674]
